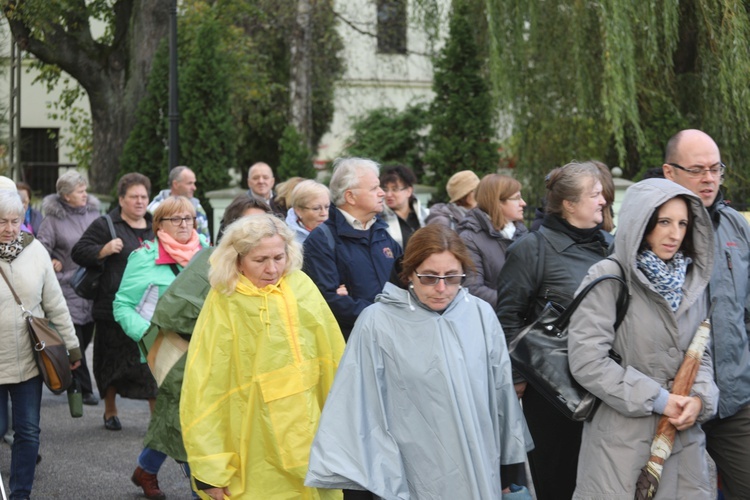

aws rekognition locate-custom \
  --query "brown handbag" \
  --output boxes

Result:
[0,267,72,394]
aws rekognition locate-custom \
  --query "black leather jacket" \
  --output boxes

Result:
[495,219,610,382]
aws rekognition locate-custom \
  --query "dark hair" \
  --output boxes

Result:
[380,164,417,189]
[399,225,475,285]
[592,161,615,232]
[216,194,272,242]
[117,172,151,198]
[640,195,696,259]
[15,181,32,199]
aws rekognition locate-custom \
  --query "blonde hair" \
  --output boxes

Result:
[209,213,303,295]
[153,196,196,233]
[290,179,330,210]
[475,174,522,230]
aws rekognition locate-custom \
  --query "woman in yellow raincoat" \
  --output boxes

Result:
[180,213,345,500]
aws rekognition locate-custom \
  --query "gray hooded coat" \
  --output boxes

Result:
[568,179,718,499]
[37,193,100,325]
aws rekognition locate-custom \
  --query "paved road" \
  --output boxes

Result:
[1,346,193,499]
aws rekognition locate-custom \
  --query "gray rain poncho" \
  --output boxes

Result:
[305,282,532,499]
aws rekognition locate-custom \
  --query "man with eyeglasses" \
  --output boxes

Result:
[663,128,750,498]
[303,157,402,346]
[147,166,210,242]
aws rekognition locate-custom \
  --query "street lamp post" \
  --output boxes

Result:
[168,0,179,170]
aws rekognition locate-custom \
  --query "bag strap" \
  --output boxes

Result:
[104,214,117,239]
[554,260,630,331]
[0,265,25,310]
[523,230,546,322]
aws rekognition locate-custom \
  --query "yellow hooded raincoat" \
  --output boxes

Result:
[180,270,345,499]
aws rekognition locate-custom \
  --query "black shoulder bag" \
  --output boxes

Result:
[72,214,116,299]
[509,257,629,422]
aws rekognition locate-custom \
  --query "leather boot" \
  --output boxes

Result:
[131,466,166,500]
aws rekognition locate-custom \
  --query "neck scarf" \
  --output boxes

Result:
[542,214,605,245]
[0,232,25,262]
[636,249,688,312]
[157,229,201,267]
[500,221,517,239]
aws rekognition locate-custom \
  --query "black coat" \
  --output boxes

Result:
[71,207,154,322]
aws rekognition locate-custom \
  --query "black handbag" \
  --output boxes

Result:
[0,267,72,394]
[509,260,629,422]
[72,214,116,299]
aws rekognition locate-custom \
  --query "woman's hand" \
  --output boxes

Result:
[514,382,527,399]
[204,486,231,499]
[51,258,63,272]
[668,396,702,431]
[98,238,123,259]
[70,360,81,370]
[336,284,348,296]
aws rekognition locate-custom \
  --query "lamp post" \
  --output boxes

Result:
[168,0,179,170]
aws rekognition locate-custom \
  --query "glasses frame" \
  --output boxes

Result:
[503,195,524,202]
[382,186,410,195]
[160,216,196,227]
[414,273,466,286]
[667,162,725,178]
[301,205,329,213]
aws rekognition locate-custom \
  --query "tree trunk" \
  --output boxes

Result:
[289,0,314,151]
[3,0,170,193]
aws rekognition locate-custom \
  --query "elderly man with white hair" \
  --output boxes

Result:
[303,157,402,342]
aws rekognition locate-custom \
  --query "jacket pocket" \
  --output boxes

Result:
[256,361,321,470]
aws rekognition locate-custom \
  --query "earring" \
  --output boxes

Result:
[408,281,414,289]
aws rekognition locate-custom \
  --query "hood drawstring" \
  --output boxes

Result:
[407,282,416,311]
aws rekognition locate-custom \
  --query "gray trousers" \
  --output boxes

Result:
[704,403,750,499]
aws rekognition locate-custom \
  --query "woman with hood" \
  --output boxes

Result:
[37,170,101,406]
[568,178,718,498]
[458,173,528,308]
[306,224,532,500]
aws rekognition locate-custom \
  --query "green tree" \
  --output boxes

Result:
[345,104,429,178]
[3,0,170,192]
[277,125,315,180]
[485,0,750,205]
[119,39,170,191]
[424,0,499,202]
[179,12,234,204]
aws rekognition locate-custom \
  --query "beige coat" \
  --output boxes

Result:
[0,236,80,385]
[568,179,718,499]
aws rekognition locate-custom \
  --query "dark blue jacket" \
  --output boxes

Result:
[303,207,402,339]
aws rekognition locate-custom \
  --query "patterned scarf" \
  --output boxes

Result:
[0,233,24,263]
[636,249,687,312]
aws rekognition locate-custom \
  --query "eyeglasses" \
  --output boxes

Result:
[302,205,329,213]
[667,162,725,178]
[415,273,465,286]
[382,186,409,195]
[161,216,195,227]
[504,195,524,202]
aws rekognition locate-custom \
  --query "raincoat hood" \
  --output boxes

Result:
[614,178,714,286]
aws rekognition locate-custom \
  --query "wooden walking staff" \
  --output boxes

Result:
[634,301,715,500]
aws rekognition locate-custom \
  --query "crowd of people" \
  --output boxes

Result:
[0,127,749,500]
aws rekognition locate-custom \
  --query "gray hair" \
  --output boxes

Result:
[329,157,380,207]
[290,179,330,210]
[56,170,88,197]
[0,189,24,219]
[169,166,191,186]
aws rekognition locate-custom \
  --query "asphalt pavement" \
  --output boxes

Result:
[0,344,194,499]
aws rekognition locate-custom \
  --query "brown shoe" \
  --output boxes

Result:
[131,466,166,499]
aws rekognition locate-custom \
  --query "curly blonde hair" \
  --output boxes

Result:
[209,213,302,294]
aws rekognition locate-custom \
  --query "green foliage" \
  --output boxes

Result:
[179,10,235,206]
[118,39,170,192]
[345,103,429,178]
[424,0,499,202]
[485,0,750,206]
[277,125,315,180]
